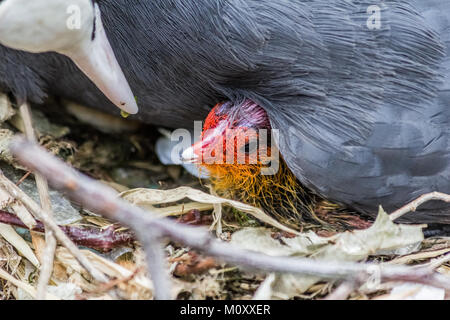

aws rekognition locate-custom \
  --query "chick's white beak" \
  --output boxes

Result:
[182,146,199,163]
[65,4,138,114]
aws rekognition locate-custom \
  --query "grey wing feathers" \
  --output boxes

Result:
[271,0,450,223]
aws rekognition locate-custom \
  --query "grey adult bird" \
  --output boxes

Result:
[1,0,450,225]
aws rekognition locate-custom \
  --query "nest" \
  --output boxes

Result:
[0,95,448,300]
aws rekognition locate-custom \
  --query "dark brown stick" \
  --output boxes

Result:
[9,137,450,297]
[0,210,135,251]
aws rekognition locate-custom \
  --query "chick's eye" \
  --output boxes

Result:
[241,139,258,154]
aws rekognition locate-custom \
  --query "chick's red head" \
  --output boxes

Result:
[183,99,273,167]
[182,99,316,228]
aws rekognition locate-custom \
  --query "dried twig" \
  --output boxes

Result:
[0,210,134,251]
[390,192,450,221]
[93,267,143,294]
[19,102,57,300]
[140,232,172,299]
[428,253,450,271]
[0,171,108,283]
[323,281,358,300]
[15,171,31,187]
[10,138,450,298]
[171,251,218,277]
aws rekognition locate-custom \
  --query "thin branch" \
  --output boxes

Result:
[9,138,450,296]
[0,170,108,283]
[390,192,450,221]
[140,231,172,300]
[19,101,57,300]
[16,171,31,187]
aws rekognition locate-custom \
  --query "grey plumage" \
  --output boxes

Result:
[274,1,450,223]
[0,0,449,223]
[271,0,450,223]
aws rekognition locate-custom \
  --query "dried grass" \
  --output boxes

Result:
[0,96,448,300]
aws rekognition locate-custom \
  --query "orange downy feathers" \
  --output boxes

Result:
[196,101,319,228]
[202,150,318,228]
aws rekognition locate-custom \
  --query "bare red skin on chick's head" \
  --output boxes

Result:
[185,99,317,228]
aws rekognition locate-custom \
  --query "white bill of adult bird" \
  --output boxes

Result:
[0,0,138,114]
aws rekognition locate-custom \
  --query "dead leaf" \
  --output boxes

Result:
[0,224,39,267]
[375,283,445,300]
[0,94,15,122]
[231,207,424,299]
[10,108,70,139]
[120,187,299,235]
